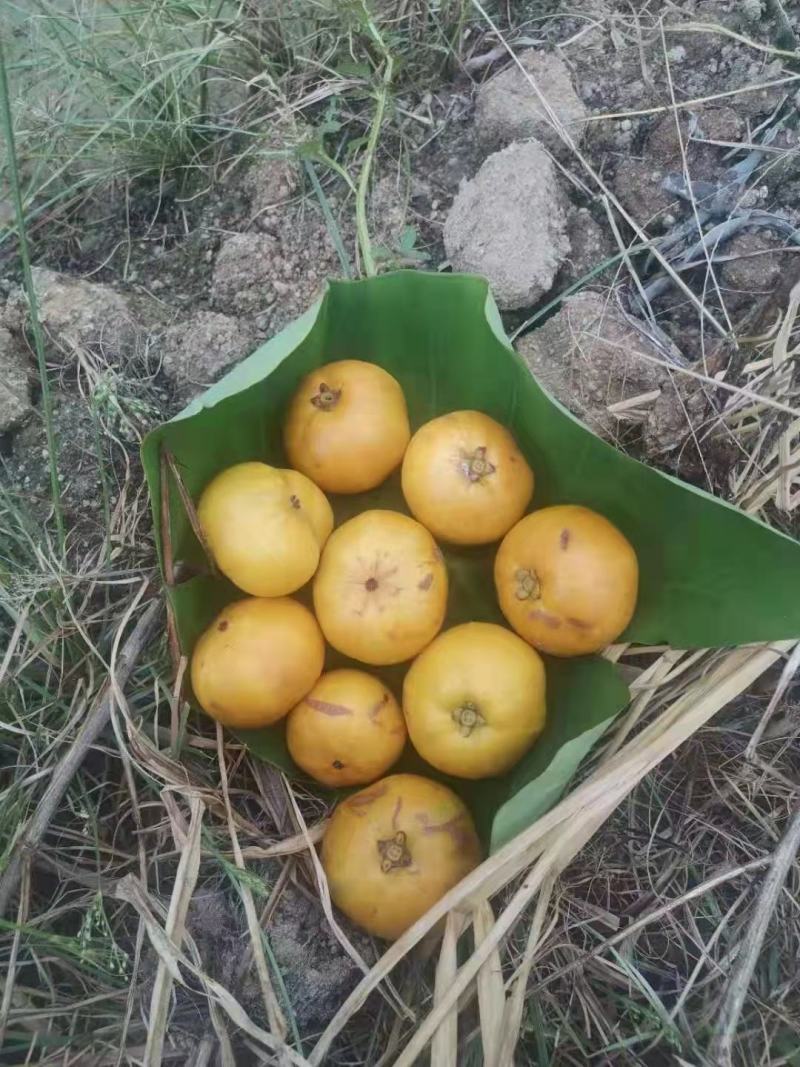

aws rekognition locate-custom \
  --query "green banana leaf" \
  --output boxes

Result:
[142,271,800,852]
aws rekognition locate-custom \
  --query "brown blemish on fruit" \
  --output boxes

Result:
[567,617,592,630]
[348,782,388,811]
[217,620,229,632]
[391,796,403,830]
[290,494,301,509]
[307,698,353,717]
[560,529,570,550]
[416,812,474,850]
[365,577,379,592]
[332,760,344,770]
[368,693,389,722]
[530,608,562,629]
[418,572,434,591]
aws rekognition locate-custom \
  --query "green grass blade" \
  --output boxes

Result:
[0,36,64,551]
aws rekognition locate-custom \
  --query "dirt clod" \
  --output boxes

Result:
[719,230,798,313]
[160,310,256,405]
[6,268,149,368]
[474,49,587,155]
[211,218,340,328]
[243,154,300,219]
[562,207,617,285]
[268,883,374,1034]
[0,325,32,432]
[444,140,570,310]
[516,291,705,456]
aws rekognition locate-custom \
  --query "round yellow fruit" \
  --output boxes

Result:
[191,597,325,729]
[321,774,481,940]
[401,410,534,545]
[284,359,411,494]
[403,622,546,779]
[286,669,406,787]
[494,505,639,656]
[313,510,448,665]
[197,462,333,597]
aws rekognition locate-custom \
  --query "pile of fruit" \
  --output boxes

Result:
[189,359,639,940]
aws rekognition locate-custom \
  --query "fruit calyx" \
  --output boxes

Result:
[515,567,541,601]
[378,830,412,873]
[311,382,342,411]
[452,701,486,737]
[462,446,496,483]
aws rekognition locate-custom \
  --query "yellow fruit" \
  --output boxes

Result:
[282,468,334,545]
[403,623,546,779]
[286,669,406,787]
[283,359,411,493]
[321,774,481,940]
[313,510,448,665]
[494,505,639,656]
[197,462,333,597]
[401,410,534,545]
[191,597,325,729]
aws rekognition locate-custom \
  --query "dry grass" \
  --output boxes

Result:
[2,1,800,1065]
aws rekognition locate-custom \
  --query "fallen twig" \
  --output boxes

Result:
[708,803,800,1066]
[0,595,162,919]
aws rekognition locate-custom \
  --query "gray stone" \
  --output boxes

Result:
[474,49,587,154]
[443,140,570,310]
[0,326,32,432]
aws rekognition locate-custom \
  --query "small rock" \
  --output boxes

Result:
[516,291,703,455]
[474,49,587,154]
[160,311,256,403]
[0,326,32,432]
[6,268,149,367]
[443,140,570,310]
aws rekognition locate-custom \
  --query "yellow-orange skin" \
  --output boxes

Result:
[313,510,448,666]
[284,360,411,494]
[197,462,333,597]
[495,505,639,656]
[403,623,546,779]
[401,410,534,545]
[287,669,406,787]
[191,597,325,729]
[321,774,481,940]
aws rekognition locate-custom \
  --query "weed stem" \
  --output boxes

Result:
[0,37,64,551]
